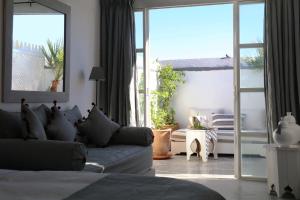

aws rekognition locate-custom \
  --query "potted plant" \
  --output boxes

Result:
[190,115,210,130]
[41,39,64,92]
[151,64,185,159]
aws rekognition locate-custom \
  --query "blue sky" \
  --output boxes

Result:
[135,3,264,60]
[13,15,64,47]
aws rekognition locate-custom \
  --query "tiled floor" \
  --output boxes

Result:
[153,155,273,200]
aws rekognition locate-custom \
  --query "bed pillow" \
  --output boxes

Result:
[46,106,77,141]
[64,105,83,125]
[77,106,120,147]
[0,110,23,138]
[21,104,47,140]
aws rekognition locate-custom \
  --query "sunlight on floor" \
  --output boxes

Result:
[156,173,235,180]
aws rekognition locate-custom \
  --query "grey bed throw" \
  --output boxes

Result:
[64,174,225,200]
[0,170,105,200]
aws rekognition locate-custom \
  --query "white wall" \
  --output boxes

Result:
[0,0,99,115]
[172,70,234,128]
[172,69,266,130]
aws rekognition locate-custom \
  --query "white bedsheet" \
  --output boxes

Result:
[0,170,107,200]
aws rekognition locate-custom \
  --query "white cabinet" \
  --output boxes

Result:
[266,144,300,199]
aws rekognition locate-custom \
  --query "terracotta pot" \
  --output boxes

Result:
[50,80,59,92]
[152,128,173,160]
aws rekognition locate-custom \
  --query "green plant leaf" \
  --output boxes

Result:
[150,64,185,129]
[42,39,64,81]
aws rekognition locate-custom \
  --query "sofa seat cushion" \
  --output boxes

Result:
[84,145,152,174]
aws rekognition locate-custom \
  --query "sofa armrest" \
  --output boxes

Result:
[0,139,86,171]
[110,127,153,146]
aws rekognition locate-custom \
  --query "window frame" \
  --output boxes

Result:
[234,1,267,180]
[134,10,149,127]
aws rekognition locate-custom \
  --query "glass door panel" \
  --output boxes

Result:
[241,136,267,177]
[240,92,266,131]
[239,3,264,44]
[240,92,267,178]
[236,1,267,179]
[135,12,144,49]
[240,48,264,88]
[136,52,145,126]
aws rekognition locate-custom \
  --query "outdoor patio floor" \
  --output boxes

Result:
[153,154,273,200]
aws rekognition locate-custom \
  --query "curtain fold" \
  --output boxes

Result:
[265,0,300,131]
[99,0,136,126]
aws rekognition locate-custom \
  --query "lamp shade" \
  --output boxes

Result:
[89,66,105,81]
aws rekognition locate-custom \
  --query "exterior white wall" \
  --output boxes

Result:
[172,70,234,128]
[172,69,266,130]
[12,46,58,92]
[0,0,100,115]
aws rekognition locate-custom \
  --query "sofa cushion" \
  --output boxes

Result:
[33,104,51,128]
[46,106,77,141]
[64,105,83,125]
[21,104,47,140]
[77,106,120,147]
[84,145,152,174]
[110,127,153,146]
[0,110,23,138]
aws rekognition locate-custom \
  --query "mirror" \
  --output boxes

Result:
[12,1,65,92]
[3,0,70,102]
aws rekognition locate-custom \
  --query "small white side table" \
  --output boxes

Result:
[265,144,300,199]
[186,129,218,162]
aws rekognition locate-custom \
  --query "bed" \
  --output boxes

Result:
[0,170,225,200]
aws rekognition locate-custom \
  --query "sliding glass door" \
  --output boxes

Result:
[135,0,267,180]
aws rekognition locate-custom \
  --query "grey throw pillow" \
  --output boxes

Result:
[33,104,51,128]
[0,110,23,138]
[21,104,47,140]
[77,106,120,147]
[64,105,83,125]
[46,106,77,141]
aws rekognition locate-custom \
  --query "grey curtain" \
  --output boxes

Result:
[265,0,300,131]
[99,0,136,126]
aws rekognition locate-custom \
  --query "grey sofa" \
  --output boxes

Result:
[0,131,153,174]
[85,145,153,174]
[84,127,154,174]
[0,107,154,174]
